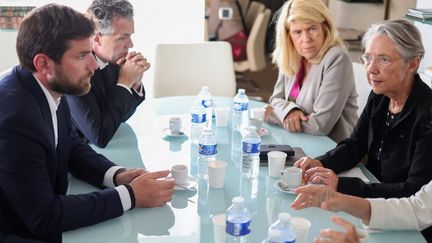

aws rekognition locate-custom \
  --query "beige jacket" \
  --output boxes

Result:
[268,46,358,142]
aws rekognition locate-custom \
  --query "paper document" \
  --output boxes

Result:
[338,167,370,183]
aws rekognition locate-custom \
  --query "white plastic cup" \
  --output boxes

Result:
[280,167,303,188]
[250,107,265,120]
[267,151,287,178]
[169,117,182,134]
[215,107,230,127]
[208,160,227,188]
[171,164,188,185]
[248,118,263,133]
[212,214,226,243]
[291,217,311,243]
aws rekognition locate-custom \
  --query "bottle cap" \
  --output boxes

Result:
[278,212,291,222]
[238,88,245,94]
[232,196,245,204]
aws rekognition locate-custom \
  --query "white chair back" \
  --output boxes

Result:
[153,42,236,98]
[352,62,371,115]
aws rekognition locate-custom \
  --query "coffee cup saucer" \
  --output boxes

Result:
[166,176,197,191]
[274,179,303,194]
[162,128,185,137]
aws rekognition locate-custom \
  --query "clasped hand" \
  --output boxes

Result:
[117,51,151,89]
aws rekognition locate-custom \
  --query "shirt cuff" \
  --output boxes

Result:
[117,83,133,94]
[132,84,144,97]
[104,166,126,188]
[115,185,132,211]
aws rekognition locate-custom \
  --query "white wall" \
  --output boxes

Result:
[415,0,432,72]
[0,0,204,96]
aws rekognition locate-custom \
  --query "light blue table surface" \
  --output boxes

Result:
[64,96,426,243]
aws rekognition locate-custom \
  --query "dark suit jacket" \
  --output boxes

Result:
[65,63,145,148]
[317,75,432,198]
[0,66,124,242]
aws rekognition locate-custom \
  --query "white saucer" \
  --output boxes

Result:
[257,128,269,137]
[162,128,185,137]
[274,179,302,194]
[174,176,197,191]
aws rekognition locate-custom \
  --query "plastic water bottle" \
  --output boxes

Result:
[261,229,283,243]
[226,196,251,243]
[241,126,261,178]
[232,89,249,131]
[198,128,217,179]
[268,213,296,243]
[197,86,213,128]
[190,99,207,144]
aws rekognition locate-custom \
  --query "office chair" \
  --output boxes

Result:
[352,62,371,116]
[244,1,265,32]
[153,42,236,98]
[234,8,271,92]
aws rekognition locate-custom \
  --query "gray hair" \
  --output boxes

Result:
[87,0,134,35]
[362,19,424,61]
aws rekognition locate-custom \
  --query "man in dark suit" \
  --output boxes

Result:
[0,4,174,242]
[66,0,150,148]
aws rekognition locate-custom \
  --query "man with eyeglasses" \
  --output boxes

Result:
[65,0,149,148]
[293,18,432,241]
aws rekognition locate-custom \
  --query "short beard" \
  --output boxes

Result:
[49,66,93,96]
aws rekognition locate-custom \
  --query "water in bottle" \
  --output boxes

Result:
[241,126,261,178]
[232,89,249,131]
[226,196,251,243]
[268,213,296,243]
[197,86,213,128]
[190,99,207,144]
[198,128,217,179]
[261,229,283,243]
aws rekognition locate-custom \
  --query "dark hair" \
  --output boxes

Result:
[16,4,95,72]
[87,0,134,35]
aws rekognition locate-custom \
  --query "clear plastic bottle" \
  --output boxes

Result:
[261,229,283,243]
[232,89,249,131]
[197,86,213,128]
[190,99,207,144]
[226,196,251,243]
[241,126,261,178]
[198,128,217,179]
[268,213,296,243]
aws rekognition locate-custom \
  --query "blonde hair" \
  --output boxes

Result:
[272,0,344,76]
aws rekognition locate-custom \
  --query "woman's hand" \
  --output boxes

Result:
[294,156,323,176]
[283,109,309,132]
[314,216,360,243]
[291,184,340,211]
[305,167,339,190]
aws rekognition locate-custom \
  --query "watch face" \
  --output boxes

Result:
[222,9,230,18]
[218,7,233,20]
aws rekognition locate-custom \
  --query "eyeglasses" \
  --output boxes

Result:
[359,54,403,67]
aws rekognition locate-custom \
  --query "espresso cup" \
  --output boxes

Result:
[169,117,182,134]
[171,164,188,185]
[280,167,302,189]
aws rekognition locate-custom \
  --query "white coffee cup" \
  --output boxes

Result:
[290,217,311,243]
[208,160,227,188]
[280,167,303,189]
[267,151,287,178]
[169,117,182,134]
[214,107,230,127]
[248,118,263,133]
[250,107,265,120]
[212,214,226,243]
[171,164,188,185]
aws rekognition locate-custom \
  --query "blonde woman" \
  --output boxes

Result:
[266,0,358,143]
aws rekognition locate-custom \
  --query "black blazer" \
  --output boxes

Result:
[66,63,145,148]
[0,66,124,242]
[317,75,432,198]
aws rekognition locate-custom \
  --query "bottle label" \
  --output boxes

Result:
[226,220,251,236]
[233,102,248,112]
[198,144,217,156]
[201,99,213,108]
[242,142,260,153]
[191,113,206,123]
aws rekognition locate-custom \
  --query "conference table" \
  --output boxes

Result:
[63,96,426,243]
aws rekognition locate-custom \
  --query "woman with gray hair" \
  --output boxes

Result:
[265,0,358,143]
[295,19,432,201]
